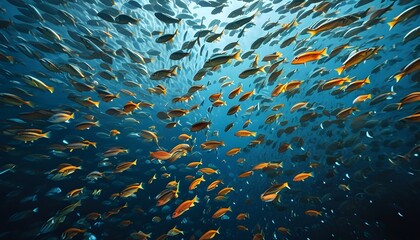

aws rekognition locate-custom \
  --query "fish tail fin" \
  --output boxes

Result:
[93,100,100,108]
[253,10,260,18]
[91,142,97,148]
[177,120,182,126]
[259,65,267,74]
[344,77,352,83]
[192,195,199,205]
[174,29,179,35]
[388,20,397,30]
[6,55,14,63]
[320,47,328,57]
[396,103,403,110]
[25,101,34,108]
[307,29,317,37]
[95,121,100,127]
[232,50,243,62]
[394,72,404,82]
[47,86,54,93]
[171,67,178,76]
[43,131,51,138]
[310,172,315,177]
[251,131,257,137]
[132,159,137,165]
[335,66,344,75]
[364,76,370,84]
[115,93,120,98]
[70,112,75,119]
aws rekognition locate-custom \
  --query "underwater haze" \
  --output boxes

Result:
[0,0,419,239]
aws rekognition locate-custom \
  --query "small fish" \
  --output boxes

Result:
[172,195,199,218]
[293,172,314,182]
[291,48,328,65]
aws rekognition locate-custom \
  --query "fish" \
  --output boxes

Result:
[172,195,199,218]
[293,172,314,182]
[155,12,182,24]
[335,46,382,75]
[388,5,420,30]
[291,48,328,65]
[212,206,232,218]
[393,58,420,82]
[203,50,242,68]
[0,93,34,108]
[199,227,220,240]
[156,29,179,43]
[239,65,267,79]
[0,1,417,238]
[235,130,257,137]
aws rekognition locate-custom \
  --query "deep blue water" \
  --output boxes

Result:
[0,0,419,239]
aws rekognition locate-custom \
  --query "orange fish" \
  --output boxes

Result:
[338,184,351,191]
[178,134,192,141]
[123,101,141,113]
[212,99,227,107]
[200,141,225,150]
[207,179,223,191]
[199,167,220,175]
[305,210,322,216]
[238,170,253,178]
[353,94,372,104]
[321,77,352,90]
[236,213,250,220]
[345,76,370,92]
[172,195,199,218]
[218,187,234,196]
[239,89,255,102]
[237,225,249,231]
[150,150,172,160]
[228,85,243,99]
[277,227,291,235]
[119,183,144,198]
[235,130,257,137]
[187,159,203,168]
[66,187,84,198]
[199,227,220,240]
[293,172,314,182]
[291,48,328,64]
[336,107,357,119]
[189,175,205,190]
[110,129,120,137]
[212,206,232,218]
[226,147,241,156]
[114,159,137,173]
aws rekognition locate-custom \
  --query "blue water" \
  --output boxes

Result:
[0,0,419,239]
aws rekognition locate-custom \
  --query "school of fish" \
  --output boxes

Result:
[0,0,419,239]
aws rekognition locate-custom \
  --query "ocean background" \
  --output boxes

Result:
[0,0,419,239]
